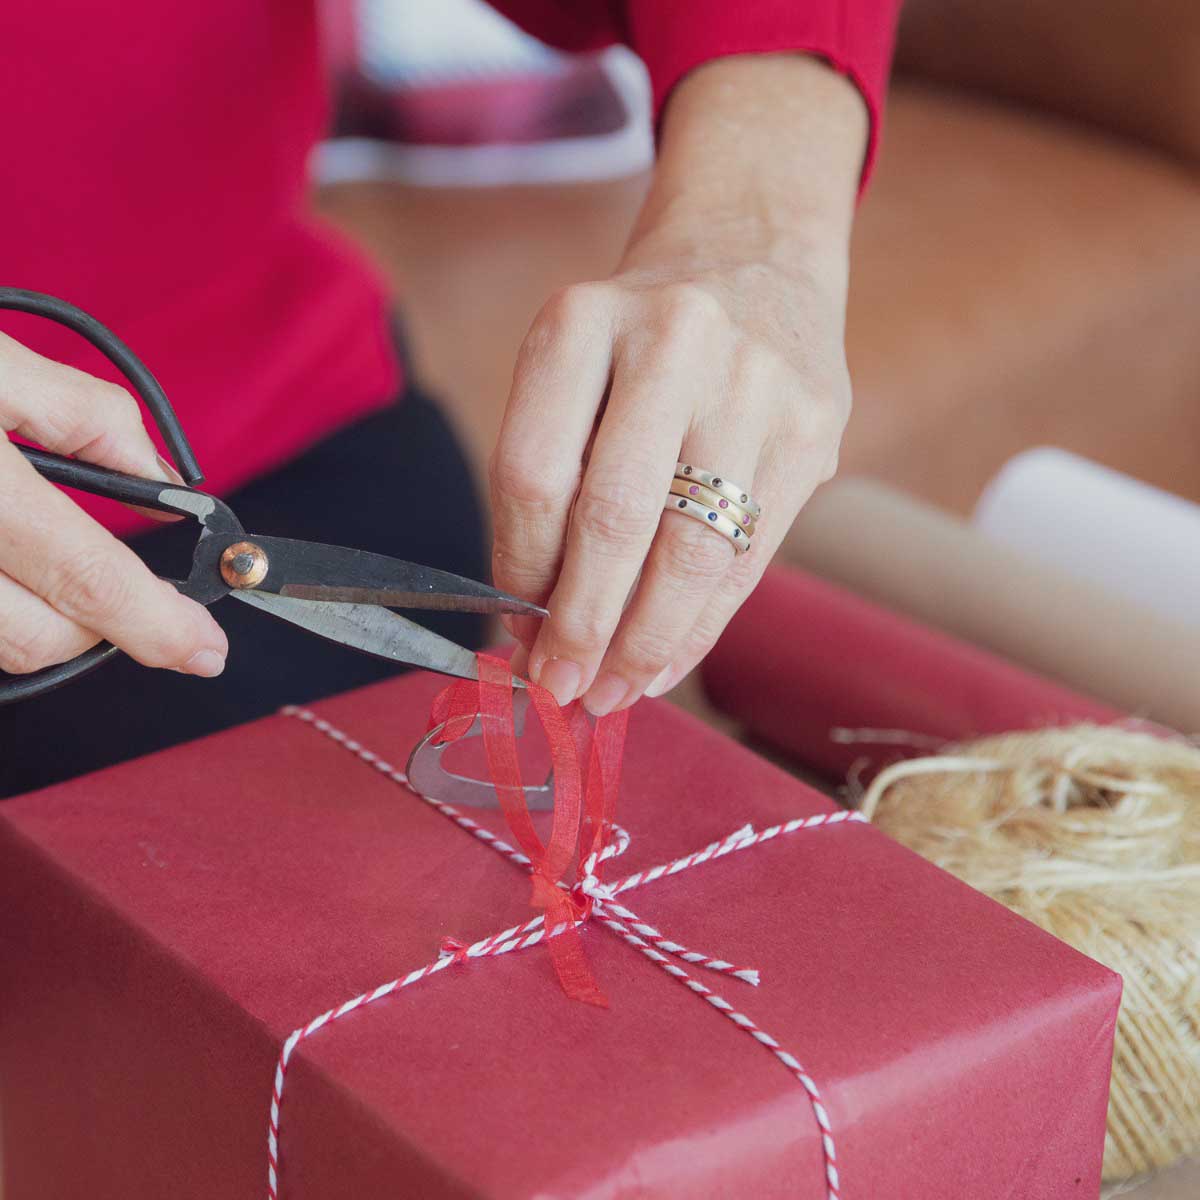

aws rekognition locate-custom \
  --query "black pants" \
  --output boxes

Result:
[1,386,486,799]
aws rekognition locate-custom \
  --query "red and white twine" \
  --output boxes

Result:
[270,705,865,1200]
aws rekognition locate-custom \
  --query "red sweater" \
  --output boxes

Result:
[0,2,898,536]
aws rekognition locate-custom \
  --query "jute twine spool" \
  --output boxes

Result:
[853,724,1200,1180]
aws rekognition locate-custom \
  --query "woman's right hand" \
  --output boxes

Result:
[0,331,228,678]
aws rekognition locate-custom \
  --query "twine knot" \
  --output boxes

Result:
[438,936,471,966]
[571,873,615,919]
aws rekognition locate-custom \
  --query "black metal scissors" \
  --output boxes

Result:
[0,289,545,705]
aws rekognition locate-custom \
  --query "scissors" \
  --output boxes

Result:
[0,288,546,706]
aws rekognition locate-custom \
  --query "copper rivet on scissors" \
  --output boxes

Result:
[220,541,270,589]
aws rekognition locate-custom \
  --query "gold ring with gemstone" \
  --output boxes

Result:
[674,463,760,519]
[668,479,757,537]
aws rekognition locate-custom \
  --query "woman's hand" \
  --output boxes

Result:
[0,331,228,678]
[490,53,868,712]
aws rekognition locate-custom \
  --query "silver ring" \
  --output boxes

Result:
[675,463,761,519]
[668,479,757,537]
[664,494,752,552]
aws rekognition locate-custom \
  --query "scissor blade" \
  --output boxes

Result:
[243,535,548,618]
[230,591,526,685]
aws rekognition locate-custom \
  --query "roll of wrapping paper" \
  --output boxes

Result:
[777,477,1200,736]
[974,448,1200,629]
[698,564,1121,782]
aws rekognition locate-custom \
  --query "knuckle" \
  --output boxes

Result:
[657,518,734,584]
[535,283,610,339]
[824,374,853,432]
[518,284,611,370]
[490,542,556,602]
[32,381,139,457]
[572,473,661,549]
[26,394,86,451]
[490,446,578,514]
[45,549,132,625]
[723,546,768,598]
[655,284,725,340]
[549,604,611,659]
[614,625,678,678]
[92,379,139,422]
[78,384,143,454]
[0,625,65,674]
[781,386,848,454]
[731,341,786,397]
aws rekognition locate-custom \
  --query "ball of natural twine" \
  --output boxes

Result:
[856,724,1200,1180]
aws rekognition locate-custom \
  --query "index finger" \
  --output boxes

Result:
[0,331,173,481]
[0,440,228,673]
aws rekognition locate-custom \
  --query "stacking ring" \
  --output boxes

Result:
[664,463,760,553]
[668,479,757,537]
[665,494,752,552]
[675,463,761,519]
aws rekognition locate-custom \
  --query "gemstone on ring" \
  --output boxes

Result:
[669,463,760,545]
[677,499,687,508]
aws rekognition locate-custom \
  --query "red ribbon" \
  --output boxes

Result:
[428,653,628,1007]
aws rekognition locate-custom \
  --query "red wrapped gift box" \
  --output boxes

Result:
[1,669,1119,1199]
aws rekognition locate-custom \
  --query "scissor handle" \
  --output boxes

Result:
[0,643,124,704]
[0,452,240,703]
[0,290,219,706]
[18,445,238,527]
[0,288,204,484]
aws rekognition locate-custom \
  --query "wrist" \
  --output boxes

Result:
[631,53,868,259]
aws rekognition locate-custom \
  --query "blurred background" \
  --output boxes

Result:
[315,0,1200,518]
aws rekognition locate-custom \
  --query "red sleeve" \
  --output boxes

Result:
[489,0,901,188]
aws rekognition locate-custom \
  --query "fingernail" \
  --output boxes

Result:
[536,657,581,707]
[181,649,226,678]
[153,453,185,484]
[644,665,676,698]
[583,672,629,717]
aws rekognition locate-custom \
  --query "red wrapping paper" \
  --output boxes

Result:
[0,669,1118,1198]
[701,566,1123,781]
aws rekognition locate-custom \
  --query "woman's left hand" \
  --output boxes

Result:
[489,53,868,713]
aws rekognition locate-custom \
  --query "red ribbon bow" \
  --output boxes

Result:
[427,653,628,1007]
